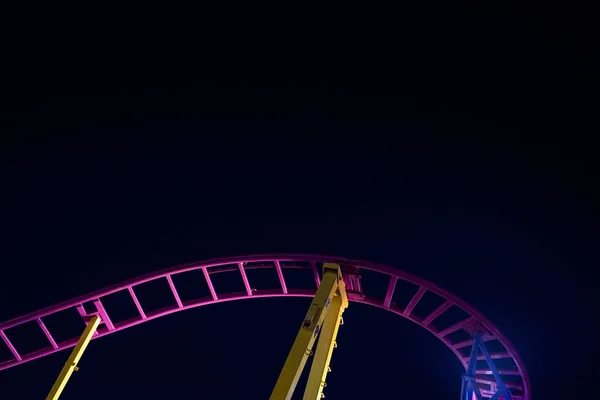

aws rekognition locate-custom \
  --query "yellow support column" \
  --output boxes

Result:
[269,266,341,400]
[302,293,345,400]
[46,315,101,400]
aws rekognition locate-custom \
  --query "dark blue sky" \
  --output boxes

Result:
[0,2,598,399]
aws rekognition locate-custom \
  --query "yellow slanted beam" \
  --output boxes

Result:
[46,315,101,400]
[270,263,349,400]
[303,293,345,400]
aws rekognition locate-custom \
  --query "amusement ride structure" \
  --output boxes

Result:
[0,255,530,400]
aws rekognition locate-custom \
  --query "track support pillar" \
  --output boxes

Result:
[45,315,101,400]
[270,263,349,400]
[461,331,512,400]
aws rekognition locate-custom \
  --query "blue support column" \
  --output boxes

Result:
[460,332,512,400]
[462,331,483,400]
[479,339,512,400]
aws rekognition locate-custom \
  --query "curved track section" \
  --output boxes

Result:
[0,254,530,399]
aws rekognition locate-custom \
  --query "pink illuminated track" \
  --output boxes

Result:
[0,254,530,399]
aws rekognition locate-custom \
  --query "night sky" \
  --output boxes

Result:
[0,2,598,399]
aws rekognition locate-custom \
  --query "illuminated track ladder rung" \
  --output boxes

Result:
[438,316,474,338]
[404,286,426,316]
[481,391,522,400]
[422,300,452,326]
[203,268,218,301]
[274,260,288,294]
[476,369,521,376]
[476,377,522,390]
[37,318,58,349]
[453,335,494,350]
[128,286,147,319]
[473,352,511,361]
[384,276,397,308]
[76,299,114,332]
[166,275,184,308]
[94,299,115,331]
[0,330,21,361]
[454,338,476,349]
[311,262,321,287]
[481,392,520,399]
[238,263,253,296]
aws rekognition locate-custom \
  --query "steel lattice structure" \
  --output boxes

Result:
[0,254,530,399]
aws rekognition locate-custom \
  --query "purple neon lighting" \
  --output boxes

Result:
[36,318,58,350]
[0,331,21,361]
[453,336,495,350]
[94,299,115,331]
[202,267,218,300]
[274,260,288,294]
[0,254,530,399]
[128,286,147,319]
[438,316,475,338]
[422,300,452,326]
[237,263,253,296]
[166,275,184,308]
[310,262,321,287]
[383,276,398,308]
[404,286,426,316]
